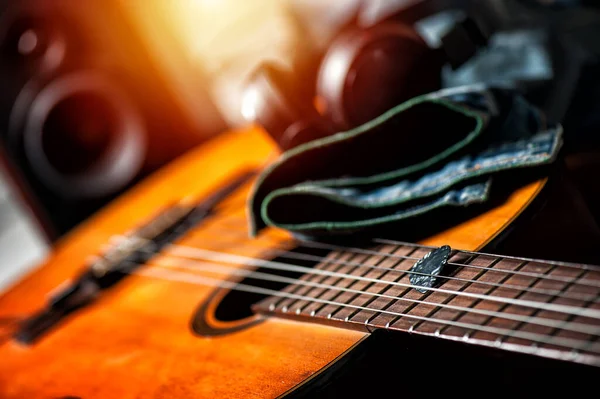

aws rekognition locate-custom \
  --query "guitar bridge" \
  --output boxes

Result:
[14,169,256,344]
[14,203,196,344]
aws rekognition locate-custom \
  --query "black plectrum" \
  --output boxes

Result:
[409,245,452,294]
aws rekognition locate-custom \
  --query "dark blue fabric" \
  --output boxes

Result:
[248,86,563,237]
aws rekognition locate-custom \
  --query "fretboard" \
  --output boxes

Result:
[253,240,600,366]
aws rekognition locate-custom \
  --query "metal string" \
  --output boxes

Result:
[217,210,600,272]
[100,200,600,357]
[180,223,600,289]
[111,227,600,311]
[130,265,600,360]
[168,239,600,303]
[144,257,600,337]
[147,226,600,295]
[374,237,600,272]
[148,245,600,321]
[216,215,600,271]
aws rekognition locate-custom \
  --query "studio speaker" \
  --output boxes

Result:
[0,0,226,237]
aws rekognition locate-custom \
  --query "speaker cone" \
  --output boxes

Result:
[22,70,147,199]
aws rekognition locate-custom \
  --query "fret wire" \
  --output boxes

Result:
[161,246,600,320]
[370,252,477,330]
[484,264,579,347]
[302,256,365,316]
[521,268,589,347]
[181,228,600,289]
[266,248,318,310]
[304,245,390,317]
[438,260,528,337]
[146,258,600,336]
[345,246,419,322]
[575,319,600,352]
[302,252,361,312]
[367,286,414,328]
[296,250,364,314]
[294,250,364,315]
[328,246,415,320]
[572,274,600,353]
[376,288,430,330]
[275,251,345,311]
[133,266,600,358]
[478,261,558,345]
[409,256,501,334]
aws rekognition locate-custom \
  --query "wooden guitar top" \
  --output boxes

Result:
[0,127,545,398]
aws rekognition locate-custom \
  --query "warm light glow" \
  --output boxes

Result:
[189,0,223,7]
[166,0,296,75]
[241,85,261,122]
[120,0,301,126]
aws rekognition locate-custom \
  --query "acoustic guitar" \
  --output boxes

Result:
[1,127,599,398]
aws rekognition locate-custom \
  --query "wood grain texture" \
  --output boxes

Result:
[0,126,546,398]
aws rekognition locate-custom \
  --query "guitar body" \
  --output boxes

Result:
[0,128,558,398]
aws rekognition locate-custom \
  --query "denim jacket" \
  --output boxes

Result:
[248,85,563,237]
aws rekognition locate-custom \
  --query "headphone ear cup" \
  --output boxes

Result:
[317,23,445,130]
[243,62,326,147]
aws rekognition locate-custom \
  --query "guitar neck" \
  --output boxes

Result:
[254,240,600,366]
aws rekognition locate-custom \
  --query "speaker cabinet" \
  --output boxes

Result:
[0,0,226,237]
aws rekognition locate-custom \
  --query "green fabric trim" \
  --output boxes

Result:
[248,93,486,236]
[260,125,562,215]
[263,181,492,233]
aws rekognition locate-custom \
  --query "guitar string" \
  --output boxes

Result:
[112,229,600,306]
[102,197,600,354]
[95,196,600,356]
[202,185,600,271]
[155,228,600,291]
[141,257,600,337]
[116,209,600,292]
[181,222,600,289]
[165,236,600,303]
[374,238,600,271]
[129,265,600,359]
[128,244,600,321]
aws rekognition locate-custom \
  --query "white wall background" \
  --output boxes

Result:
[0,168,48,292]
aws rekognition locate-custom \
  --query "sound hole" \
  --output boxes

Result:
[41,92,120,176]
[213,246,330,322]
